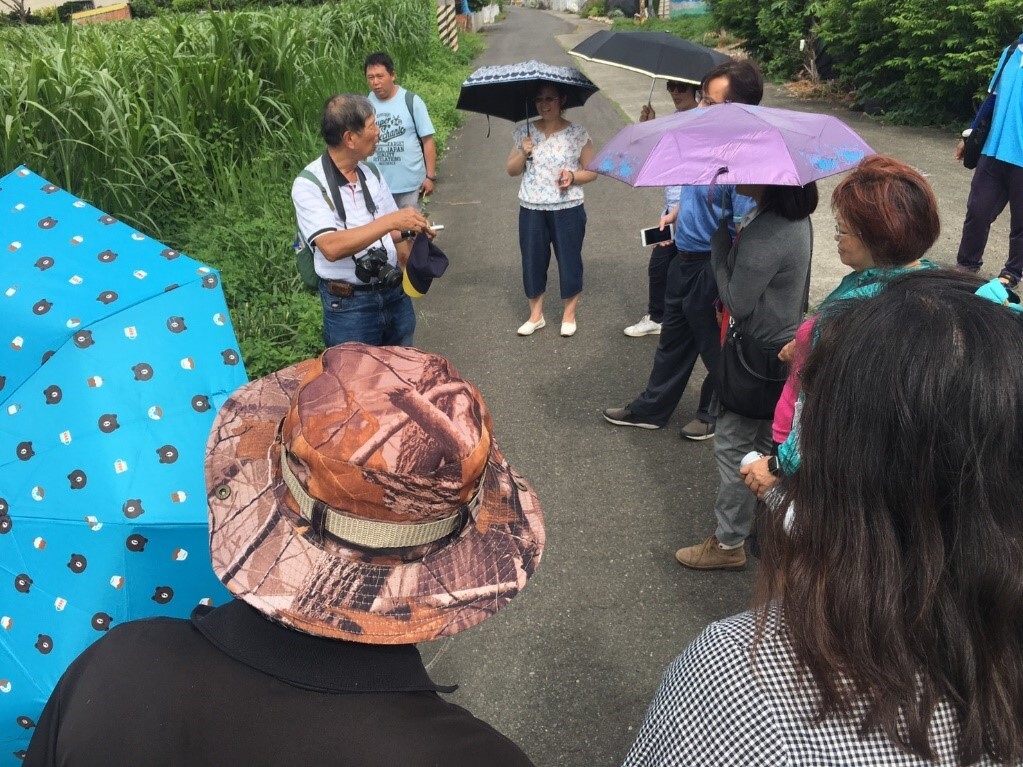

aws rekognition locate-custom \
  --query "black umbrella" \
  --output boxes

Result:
[456,60,600,124]
[569,30,730,102]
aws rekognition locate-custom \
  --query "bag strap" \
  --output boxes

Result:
[319,151,377,226]
[991,40,1021,96]
[972,39,1022,130]
[802,218,813,315]
[405,89,424,153]
[297,169,334,212]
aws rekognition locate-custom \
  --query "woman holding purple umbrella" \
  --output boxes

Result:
[506,82,597,338]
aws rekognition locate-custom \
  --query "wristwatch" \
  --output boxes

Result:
[425,175,437,182]
[767,455,781,476]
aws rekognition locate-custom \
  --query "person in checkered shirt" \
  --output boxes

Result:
[622,270,1023,766]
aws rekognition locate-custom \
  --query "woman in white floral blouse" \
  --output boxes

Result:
[506,83,597,337]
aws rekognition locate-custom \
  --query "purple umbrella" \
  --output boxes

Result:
[588,103,875,187]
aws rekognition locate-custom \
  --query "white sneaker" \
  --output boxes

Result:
[624,315,661,337]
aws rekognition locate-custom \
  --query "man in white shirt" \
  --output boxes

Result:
[292,94,432,348]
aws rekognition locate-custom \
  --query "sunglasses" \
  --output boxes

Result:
[666,82,689,93]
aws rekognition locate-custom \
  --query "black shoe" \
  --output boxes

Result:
[680,419,715,441]
[602,406,661,429]
[999,270,1020,291]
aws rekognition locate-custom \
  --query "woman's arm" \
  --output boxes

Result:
[507,134,534,177]
[556,139,598,190]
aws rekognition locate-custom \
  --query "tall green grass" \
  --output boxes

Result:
[1,0,437,231]
[1,1,485,377]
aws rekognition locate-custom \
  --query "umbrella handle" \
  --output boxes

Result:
[646,78,655,107]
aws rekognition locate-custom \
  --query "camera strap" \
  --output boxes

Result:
[320,151,378,227]
[320,151,388,255]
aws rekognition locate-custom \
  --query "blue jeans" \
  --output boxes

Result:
[518,204,586,299]
[319,281,416,348]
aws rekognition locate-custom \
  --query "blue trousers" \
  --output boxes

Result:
[319,281,416,348]
[518,205,586,299]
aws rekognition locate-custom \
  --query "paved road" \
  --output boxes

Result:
[416,8,996,766]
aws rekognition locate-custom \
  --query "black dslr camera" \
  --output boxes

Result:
[354,246,402,288]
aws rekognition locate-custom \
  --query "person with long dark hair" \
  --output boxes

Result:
[674,181,817,570]
[622,270,1023,765]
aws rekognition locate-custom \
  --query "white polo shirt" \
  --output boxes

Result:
[292,158,399,284]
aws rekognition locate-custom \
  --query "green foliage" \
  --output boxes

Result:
[578,0,605,17]
[611,12,718,41]
[708,0,820,77]
[0,0,484,377]
[56,0,91,21]
[818,0,1022,122]
[703,0,1022,122]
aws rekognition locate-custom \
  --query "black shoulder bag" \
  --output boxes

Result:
[718,217,813,421]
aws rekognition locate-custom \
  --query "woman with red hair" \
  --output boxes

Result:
[742,155,941,497]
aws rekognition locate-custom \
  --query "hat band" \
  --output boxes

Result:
[280,449,482,549]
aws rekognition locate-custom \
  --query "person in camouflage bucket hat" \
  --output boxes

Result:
[23,343,543,767]
[206,342,545,642]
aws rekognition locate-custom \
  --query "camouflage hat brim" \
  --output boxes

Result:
[205,356,545,644]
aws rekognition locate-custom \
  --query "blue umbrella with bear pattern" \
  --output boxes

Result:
[0,166,248,763]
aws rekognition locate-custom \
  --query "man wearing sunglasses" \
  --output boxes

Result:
[624,80,699,340]
[604,59,764,441]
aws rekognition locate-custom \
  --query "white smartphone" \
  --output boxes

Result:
[640,224,674,247]
[429,224,445,231]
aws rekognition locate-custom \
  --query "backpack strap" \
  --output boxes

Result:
[405,89,425,153]
[362,160,382,183]
[297,169,334,211]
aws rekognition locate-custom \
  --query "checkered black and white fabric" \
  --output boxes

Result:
[621,610,1009,766]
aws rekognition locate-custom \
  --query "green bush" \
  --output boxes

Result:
[704,0,1022,123]
[611,13,718,44]
[707,0,819,78]
[819,0,1021,122]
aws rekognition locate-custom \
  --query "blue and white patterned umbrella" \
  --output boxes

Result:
[456,60,599,123]
[0,166,248,763]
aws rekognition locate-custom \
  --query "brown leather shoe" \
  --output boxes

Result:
[675,535,746,571]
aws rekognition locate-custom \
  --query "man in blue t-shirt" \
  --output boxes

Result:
[603,59,763,440]
[956,34,1023,289]
[365,51,438,211]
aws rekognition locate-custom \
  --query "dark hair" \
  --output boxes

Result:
[363,51,394,75]
[321,94,374,148]
[759,182,819,221]
[666,80,696,94]
[757,269,1023,765]
[831,155,940,267]
[534,82,567,110]
[701,58,763,106]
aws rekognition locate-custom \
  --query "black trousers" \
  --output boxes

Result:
[956,154,1023,280]
[646,241,677,323]
[628,255,719,427]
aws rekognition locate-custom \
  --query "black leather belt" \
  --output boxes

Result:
[325,279,389,297]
